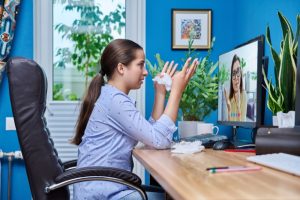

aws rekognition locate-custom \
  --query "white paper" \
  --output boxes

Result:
[152,73,172,91]
[171,141,205,154]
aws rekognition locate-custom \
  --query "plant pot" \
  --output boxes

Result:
[272,115,278,126]
[178,121,203,139]
[178,121,219,139]
[276,111,295,128]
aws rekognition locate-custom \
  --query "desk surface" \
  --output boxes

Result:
[133,148,300,200]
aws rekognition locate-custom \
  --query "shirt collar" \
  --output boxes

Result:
[104,84,136,106]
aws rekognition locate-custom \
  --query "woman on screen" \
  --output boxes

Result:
[224,54,247,121]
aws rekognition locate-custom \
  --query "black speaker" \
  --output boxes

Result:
[256,127,300,156]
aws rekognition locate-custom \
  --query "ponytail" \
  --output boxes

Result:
[71,74,104,145]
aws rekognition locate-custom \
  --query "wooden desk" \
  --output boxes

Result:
[133,148,300,200]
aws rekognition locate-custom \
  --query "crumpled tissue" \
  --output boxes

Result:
[277,111,295,128]
[171,141,205,154]
[152,73,172,91]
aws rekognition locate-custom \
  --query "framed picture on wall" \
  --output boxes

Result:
[172,9,212,50]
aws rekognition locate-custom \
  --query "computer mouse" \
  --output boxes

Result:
[213,141,230,150]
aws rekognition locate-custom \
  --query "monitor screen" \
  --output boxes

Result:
[218,36,264,128]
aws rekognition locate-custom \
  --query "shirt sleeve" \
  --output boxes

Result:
[107,93,177,149]
[148,116,156,125]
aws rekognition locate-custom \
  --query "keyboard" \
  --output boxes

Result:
[247,153,300,176]
[181,133,228,148]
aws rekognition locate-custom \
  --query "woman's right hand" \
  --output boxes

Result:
[163,57,198,122]
[223,88,231,113]
[154,61,178,95]
[171,57,198,94]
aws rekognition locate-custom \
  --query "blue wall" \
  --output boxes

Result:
[0,0,33,199]
[146,0,236,139]
[146,0,300,141]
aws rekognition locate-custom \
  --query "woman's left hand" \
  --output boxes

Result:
[154,61,178,95]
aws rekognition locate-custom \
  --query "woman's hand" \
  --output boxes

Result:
[163,57,198,122]
[154,61,178,95]
[223,88,231,113]
[152,61,178,120]
[171,57,198,95]
[234,90,241,118]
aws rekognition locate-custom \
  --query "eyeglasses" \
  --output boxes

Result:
[232,68,241,80]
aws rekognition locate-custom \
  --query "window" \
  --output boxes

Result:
[53,0,125,101]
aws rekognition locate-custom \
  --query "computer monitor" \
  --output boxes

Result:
[217,35,265,145]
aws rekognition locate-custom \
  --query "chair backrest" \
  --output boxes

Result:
[7,57,69,200]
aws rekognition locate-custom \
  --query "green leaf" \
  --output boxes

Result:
[278,33,296,112]
[293,14,300,50]
[266,26,281,88]
[208,61,218,75]
[278,11,294,42]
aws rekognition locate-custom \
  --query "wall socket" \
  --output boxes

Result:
[6,117,16,131]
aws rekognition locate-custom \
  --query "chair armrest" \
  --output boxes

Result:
[62,159,77,170]
[142,184,165,193]
[56,166,141,185]
[44,166,147,199]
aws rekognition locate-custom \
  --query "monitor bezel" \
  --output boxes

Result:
[217,35,265,128]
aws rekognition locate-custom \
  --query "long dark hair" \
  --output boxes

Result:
[71,39,143,145]
[229,54,243,100]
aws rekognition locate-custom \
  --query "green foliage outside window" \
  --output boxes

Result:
[54,0,125,100]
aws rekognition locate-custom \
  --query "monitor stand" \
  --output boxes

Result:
[230,126,256,149]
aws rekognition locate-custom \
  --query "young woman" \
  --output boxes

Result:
[72,39,198,200]
[224,54,247,121]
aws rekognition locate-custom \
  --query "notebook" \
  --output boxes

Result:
[247,153,300,176]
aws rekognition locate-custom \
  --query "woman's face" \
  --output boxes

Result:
[232,60,241,93]
[123,49,148,90]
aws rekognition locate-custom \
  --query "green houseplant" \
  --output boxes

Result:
[54,1,125,100]
[147,39,221,122]
[262,12,299,121]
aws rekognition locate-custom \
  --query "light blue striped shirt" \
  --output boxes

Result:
[74,84,177,200]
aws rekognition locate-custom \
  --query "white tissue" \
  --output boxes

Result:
[277,111,295,128]
[152,73,172,91]
[171,141,205,154]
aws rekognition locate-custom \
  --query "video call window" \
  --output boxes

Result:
[218,41,259,123]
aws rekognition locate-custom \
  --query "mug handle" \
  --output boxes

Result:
[213,126,219,135]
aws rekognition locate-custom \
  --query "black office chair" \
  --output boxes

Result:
[7,57,148,200]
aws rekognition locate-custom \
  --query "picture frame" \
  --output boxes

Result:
[172,9,212,50]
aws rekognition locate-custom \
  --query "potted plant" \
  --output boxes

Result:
[262,12,300,126]
[147,38,221,138]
